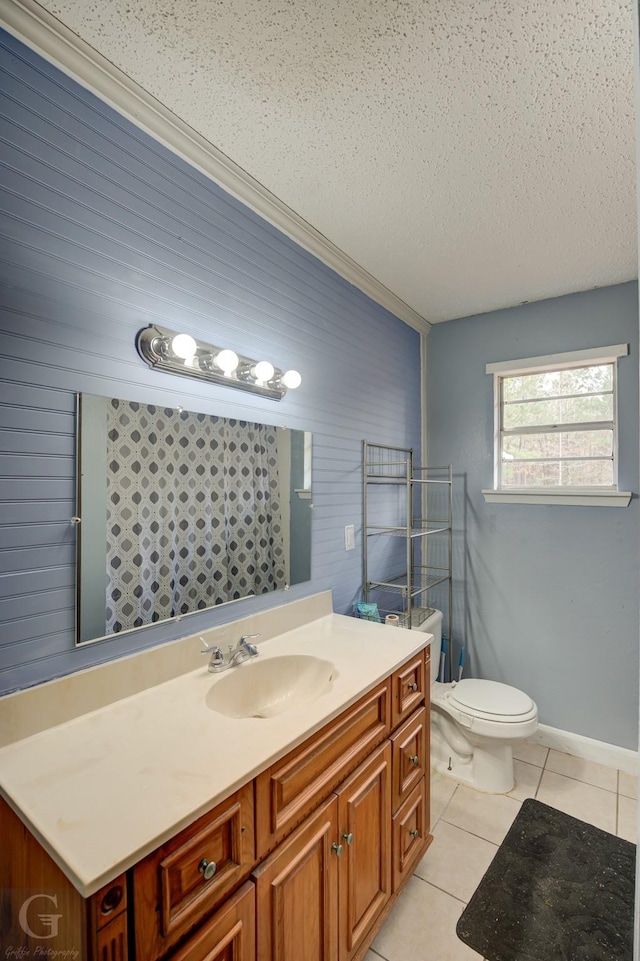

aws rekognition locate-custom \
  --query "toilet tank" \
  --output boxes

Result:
[412,608,442,686]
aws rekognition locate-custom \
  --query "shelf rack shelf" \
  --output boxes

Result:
[362,441,453,671]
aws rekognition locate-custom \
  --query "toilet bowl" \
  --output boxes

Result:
[414,609,538,793]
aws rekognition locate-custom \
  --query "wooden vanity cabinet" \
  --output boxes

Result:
[0,643,432,961]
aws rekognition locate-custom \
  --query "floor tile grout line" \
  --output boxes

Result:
[367,948,388,961]
[538,766,619,795]
[440,812,517,847]
[412,871,469,906]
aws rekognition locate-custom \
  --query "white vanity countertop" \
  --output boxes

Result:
[0,613,431,898]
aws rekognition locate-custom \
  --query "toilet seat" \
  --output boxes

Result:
[447,679,535,722]
[431,678,538,741]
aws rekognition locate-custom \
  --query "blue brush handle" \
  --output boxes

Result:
[439,637,447,683]
[458,647,466,682]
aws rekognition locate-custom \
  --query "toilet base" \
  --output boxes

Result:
[431,721,516,794]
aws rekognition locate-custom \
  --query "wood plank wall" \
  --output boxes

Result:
[0,30,422,694]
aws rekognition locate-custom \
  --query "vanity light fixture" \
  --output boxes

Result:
[136,324,302,400]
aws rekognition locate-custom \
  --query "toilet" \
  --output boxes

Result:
[416,609,538,793]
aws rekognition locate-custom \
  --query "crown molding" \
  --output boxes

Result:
[1,0,432,336]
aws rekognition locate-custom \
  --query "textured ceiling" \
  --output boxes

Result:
[36,0,637,323]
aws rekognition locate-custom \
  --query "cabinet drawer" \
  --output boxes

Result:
[255,680,390,857]
[390,706,427,812]
[392,777,429,893]
[391,653,426,727]
[169,881,255,961]
[133,782,255,961]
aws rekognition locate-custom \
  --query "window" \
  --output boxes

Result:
[482,344,631,507]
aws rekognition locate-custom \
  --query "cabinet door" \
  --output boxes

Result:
[169,881,255,961]
[336,741,392,961]
[253,795,339,961]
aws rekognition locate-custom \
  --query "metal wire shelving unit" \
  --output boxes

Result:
[362,441,453,670]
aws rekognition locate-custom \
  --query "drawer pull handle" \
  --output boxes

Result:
[409,754,420,766]
[198,858,217,881]
[409,828,420,839]
[331,843,344,858]
[407,682,418,692]
[342,832,354,845]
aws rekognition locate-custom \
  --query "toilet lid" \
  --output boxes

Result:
[448,679,534,717]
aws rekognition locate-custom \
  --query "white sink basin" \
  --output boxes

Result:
[206,654,337,719]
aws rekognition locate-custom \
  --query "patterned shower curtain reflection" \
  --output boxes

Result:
[105,399,286,634]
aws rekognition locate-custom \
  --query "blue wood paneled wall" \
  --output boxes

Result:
[0,30,421,694]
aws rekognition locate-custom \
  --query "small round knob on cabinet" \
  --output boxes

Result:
[409,754,419,766]
[99,885,123,917]
[198,858,217,881]
[342,832,354,845]
[409,828,420,839]
[331,843,344,857]
[407,682,418,692]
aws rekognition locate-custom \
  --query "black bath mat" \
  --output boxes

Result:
[456,797,635,961]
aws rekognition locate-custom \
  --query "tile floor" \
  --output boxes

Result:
[366,742,638,961]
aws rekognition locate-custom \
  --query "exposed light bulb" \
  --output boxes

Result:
[253,361,275,383]
[170,333,197,360]
[214,349,239,375]
[282,369,302,390]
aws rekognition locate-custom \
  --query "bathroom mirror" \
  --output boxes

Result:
[76,393,312,644]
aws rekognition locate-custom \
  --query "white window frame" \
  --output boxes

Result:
[482,344,632,507]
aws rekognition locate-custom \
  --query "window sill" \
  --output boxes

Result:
[482,489,633,507]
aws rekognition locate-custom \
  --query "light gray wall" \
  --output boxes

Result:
[427,283,639,750]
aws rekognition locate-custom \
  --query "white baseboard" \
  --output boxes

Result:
[532,723,638,775]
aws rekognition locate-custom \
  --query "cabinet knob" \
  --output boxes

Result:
[342,832,354,845]
[198,858,217,881]
[409,754,420,766]
[331,843,344,857]
[409,828,420,839]
[407,681,418,692]
[99,885,123,917]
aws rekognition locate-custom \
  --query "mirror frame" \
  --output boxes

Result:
[75,393,312,645]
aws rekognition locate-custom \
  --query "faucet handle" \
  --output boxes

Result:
[200,638,224,662]
[238,633,260,657]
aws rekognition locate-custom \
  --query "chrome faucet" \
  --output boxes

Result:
[201,633,261,673]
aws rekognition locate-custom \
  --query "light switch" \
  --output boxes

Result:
[344,524,355,551]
